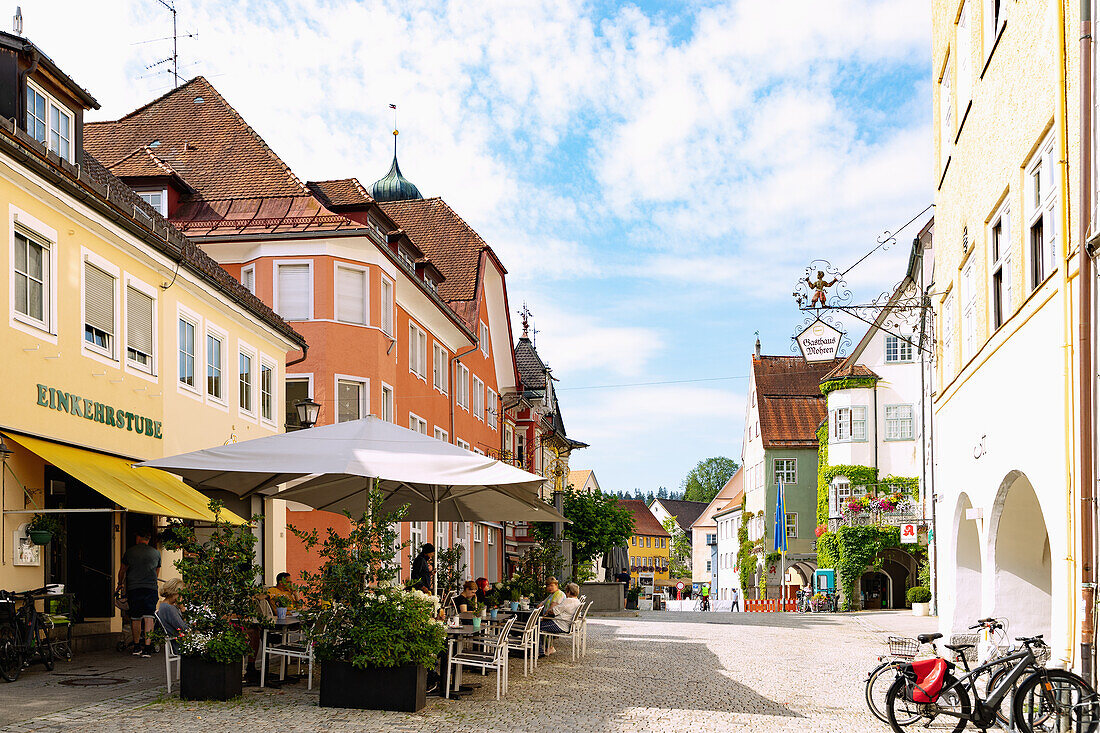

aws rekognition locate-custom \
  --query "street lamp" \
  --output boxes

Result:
[294,398,321,429]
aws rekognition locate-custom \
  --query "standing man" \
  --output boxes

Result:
[730,586,740,612]
[411,543,435,593]
[117,528,160,657]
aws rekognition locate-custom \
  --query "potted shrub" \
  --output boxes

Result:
[26,513,62,545]
[907,586,932,616]
[290,490,445,712]
[626,586,642,610]
[160,500,261,701]
[272,595,290,620]
[810,592,830,612]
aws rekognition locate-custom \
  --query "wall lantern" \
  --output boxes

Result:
[294,398,321,429]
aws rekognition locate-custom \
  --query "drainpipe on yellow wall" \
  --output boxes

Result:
[1057,0,1079,671]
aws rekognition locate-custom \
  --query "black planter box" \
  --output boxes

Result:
[320,660,427,712]
[179,656,243,701]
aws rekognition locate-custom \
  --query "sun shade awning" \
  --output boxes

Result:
[6,433,246,524]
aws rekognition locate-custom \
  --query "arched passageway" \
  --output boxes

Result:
[989,472,1051,638]
[953,493,982,632]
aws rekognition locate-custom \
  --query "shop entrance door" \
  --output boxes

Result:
[45,467,114,620]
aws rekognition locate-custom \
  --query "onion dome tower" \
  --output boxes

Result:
[369,125,422,202]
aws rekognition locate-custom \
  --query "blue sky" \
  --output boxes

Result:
[31,0,932,493]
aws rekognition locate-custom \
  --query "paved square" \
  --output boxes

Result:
[0,610,934,732]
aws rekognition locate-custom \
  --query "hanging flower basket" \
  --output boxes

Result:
[27,530,53,545]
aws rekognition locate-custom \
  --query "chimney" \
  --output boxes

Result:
[13,6,22,35]
[754,335,761,358]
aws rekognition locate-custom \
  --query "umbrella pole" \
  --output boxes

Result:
[433,493,439,597]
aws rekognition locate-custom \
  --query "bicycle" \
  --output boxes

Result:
[0,587,57,682]
[694,596,710,612]
[884,633,1100,732]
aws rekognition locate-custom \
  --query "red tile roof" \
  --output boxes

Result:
[618,499,670,537]
[822,361,880,382]
[306,178,373,208]
[754,355,842,449]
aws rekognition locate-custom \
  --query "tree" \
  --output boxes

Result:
[546,488,635,568]
[661,516,692,578]
[681,457,739,503]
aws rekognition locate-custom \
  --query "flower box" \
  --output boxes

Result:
[179,655,243,701]
[319,661,427,711]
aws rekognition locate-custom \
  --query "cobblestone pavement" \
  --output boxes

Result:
[0,610,936,732]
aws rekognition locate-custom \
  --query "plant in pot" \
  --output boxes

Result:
[625,585,642,610]
[160,500,260,701]
[26,513,62,545]
[290,490,446,712]
[272,594,291,620]
[810,592,829,612]
[907,586,932,617]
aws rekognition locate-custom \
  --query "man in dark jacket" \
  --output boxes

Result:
[412,543,435,592]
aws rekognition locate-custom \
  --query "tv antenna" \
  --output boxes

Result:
[143,0,196,88]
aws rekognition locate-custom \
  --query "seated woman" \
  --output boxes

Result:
[539,581,582,655]
[451,581,479,614]
[156,578,187,650]
[475,577,491,607]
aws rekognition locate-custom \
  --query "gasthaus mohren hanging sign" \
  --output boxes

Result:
[795,319,844,363]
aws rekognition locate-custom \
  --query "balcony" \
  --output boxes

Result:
[827,495,922,533]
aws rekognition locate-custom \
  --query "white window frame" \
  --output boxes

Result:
[380,381,394,422]
[434,426,449,442]
[832,406,867,443]
[884,335,914,363]
[962,255,977,360]
[456,363,470,410]
[785,512,798,540]
[26,80,74,162]
[202,324,228,409]
[285,374,313,429]
[80,249,120,363]
[990,200,1013,330]
[985,0,1008,60]
[260,357,277,426]
[457,438,470,451]
[409,412,428,435]
[773,458,797,485]
[176,305,202,400]
[472,375,484,421]
[956,1,972,114]
[480,321,490,356]
[939,52,953,170]
[10,209,57,341]
[941,291,956,379]
[380,275,394,337]
[123,275,157,378]
[135,189,169,217]
[273,259,313,321]
[408,322,427,380]
[240,264,256,295]
[486,388,497,429]
[473,523,483,542]
[238,342,258,419]
[334,261,369,326]
[885,404,916,441]
[1026,133,1058,292]
[335,375,369,423]
[433,342,448,394]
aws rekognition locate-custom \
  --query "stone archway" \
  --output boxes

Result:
[953,493,982,632]
[988,471,1051,638]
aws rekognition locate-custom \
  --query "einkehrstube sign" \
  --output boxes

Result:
[795,319,843,363]
[35,384,163,439]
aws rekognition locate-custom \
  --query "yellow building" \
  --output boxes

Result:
[930,0,1083,668]
[0,33,305,644]
[619,499,670,583]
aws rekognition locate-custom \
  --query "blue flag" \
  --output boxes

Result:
[773,481,787,553]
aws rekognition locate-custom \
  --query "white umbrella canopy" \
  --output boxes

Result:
[137,416,568,524]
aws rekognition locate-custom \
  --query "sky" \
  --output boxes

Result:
[25,0,933,494]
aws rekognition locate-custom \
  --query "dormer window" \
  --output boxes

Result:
[26,81,73,162]
[424,276,437,292]
[136,189,169,217]
[398,248,415,270]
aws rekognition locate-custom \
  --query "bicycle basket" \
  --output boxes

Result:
[888,636,920,658]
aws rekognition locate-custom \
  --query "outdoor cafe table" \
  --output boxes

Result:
[259,615,303,688]
[444,625,486,697]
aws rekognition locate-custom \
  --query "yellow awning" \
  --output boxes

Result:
[5,433,246,524]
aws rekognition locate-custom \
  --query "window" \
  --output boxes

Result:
[457,363,470,410]
[962,256,977,360]
[885,335,913,363]
[480,321,490,356]
[410,522,426,554]
[408,323,427,378]
[137,190,167,217]
[885,404,915,440]
[178,318,196,389]
[335,265,367,325]
[472,376,484,421]
[409,413,427,435]
[956,2,972,110]
[487,388,497,429]
[338,379,365,422]
[456,438,470,451]
[381,383,394,422]
[832,407,867,442]
[83,263,115,356]
[26,82,72,161]
[631,536,636,546]
[433,343,448,393]
[206,333,223,399]
[1027,135,1058,291]
[13,231,49,327]
[434,426,449,442]
[488,528,494,545]
[260,362,274,422]
[986,0,1007,58]
[785,513,797,539]
[275,263,311,320]
[239,352,254,413]
[380,276,394,336]
[939,54,953,167]
[473,524,483,542]
[398,247,415,270]
[285,378,310,429]
[125,286,154,370]
[774,458,796,485]
[646,537,651,548]
[706,560,712,573]
[241,265,255,294]
[941,292,956,378]
[990,205,1012,329]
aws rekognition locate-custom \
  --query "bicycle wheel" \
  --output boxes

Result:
[0,625,21,682]
[884,672,970,732]
[982,663,1023,728]
[1013,668,1100,733]
[866,660,919,724]
[34,618,54,671]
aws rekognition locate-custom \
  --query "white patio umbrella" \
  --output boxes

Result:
[138,416,567,592]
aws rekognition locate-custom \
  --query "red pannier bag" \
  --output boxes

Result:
[906,658,949,703]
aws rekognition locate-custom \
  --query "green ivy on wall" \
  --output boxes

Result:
[737,496,758,593]
[819,376,878,396]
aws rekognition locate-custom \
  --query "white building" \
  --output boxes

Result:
[689,469,742,589]
[713,492,745,604]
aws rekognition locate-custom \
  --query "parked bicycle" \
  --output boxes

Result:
[884,632,1099,732]
[0,587,57,682]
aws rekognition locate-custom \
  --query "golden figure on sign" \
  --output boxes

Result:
[805,271,838,308]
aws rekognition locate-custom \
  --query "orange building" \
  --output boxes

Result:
[84,78,527,583]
